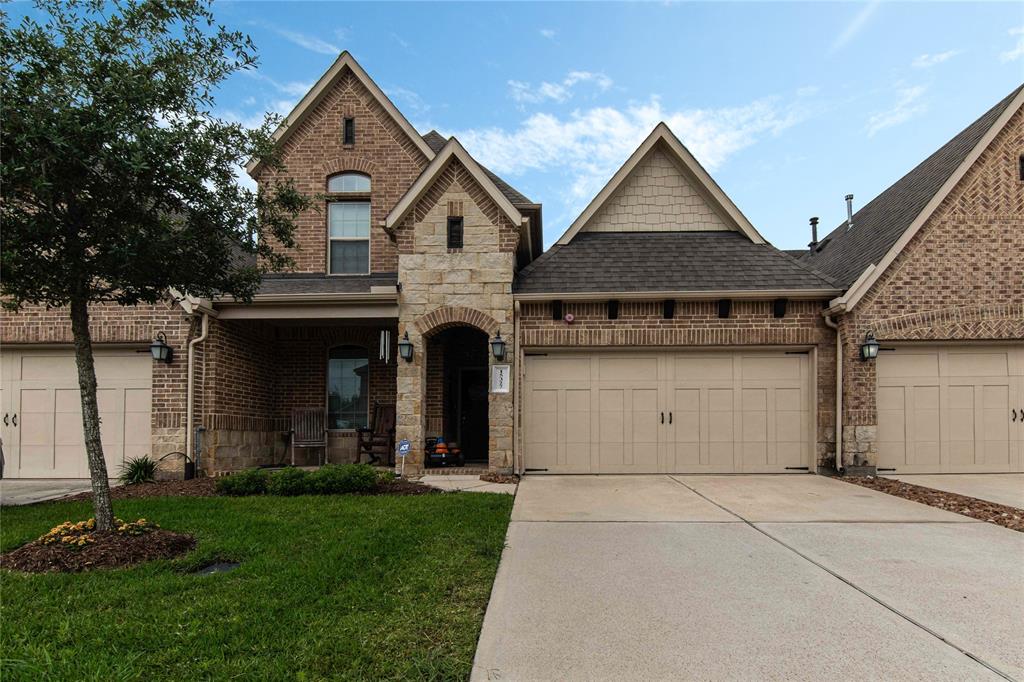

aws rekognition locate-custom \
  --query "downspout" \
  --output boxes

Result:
[513,299,523,475]
[186,312,210,472]
[823,314,842,473]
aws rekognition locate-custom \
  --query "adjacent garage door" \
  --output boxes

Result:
[0,349,152,478]
[877,345,1024,473]
[523,350,813,474]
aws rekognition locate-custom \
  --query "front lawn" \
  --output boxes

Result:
[1,492,513,680]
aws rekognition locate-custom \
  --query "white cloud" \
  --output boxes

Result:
[385,85,430,115]
[830,0,881,54]
[865,85,927,137]
[539,28,556,39]
[1000,26,1024,62]
[243,70,312,98]
[508,70,614,105]
[911,50,961,68]
[275,28,340,56]
[448,92,814,221]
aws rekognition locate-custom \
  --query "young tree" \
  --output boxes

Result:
[0,0,309,529]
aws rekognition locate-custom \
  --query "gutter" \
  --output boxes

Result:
[213,289,399,306]
[514,288,842,302]
[823,314,842,473]
[186,311,210,472]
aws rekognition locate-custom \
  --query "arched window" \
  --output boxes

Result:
[326,173,371,274]
[327,346,369,429]
[327,172,370,193]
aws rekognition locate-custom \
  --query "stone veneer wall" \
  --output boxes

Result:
[838,106,1024,468]
[0,299,195,476]
[394,157,519,473]
[518,299,839,469]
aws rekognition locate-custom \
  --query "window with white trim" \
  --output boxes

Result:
[327,173,371,274]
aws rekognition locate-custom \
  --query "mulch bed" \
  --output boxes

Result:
[372,479,439,496]
[479,472,520,485]
[62,477,218,502]
[0,529,196,573]
[844,476,1024,532]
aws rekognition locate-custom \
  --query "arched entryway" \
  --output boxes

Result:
[424,325,490,466]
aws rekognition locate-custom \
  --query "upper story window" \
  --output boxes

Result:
[327,173,371,274]
[327,172,370,193]
[343,117,355,145]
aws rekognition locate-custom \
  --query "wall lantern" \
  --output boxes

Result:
[149,332,173,364]
[860,331,880,361]
[397,331,414,362]
[490,332,507,361]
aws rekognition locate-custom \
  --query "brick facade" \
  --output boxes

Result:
[838,106,1024,467]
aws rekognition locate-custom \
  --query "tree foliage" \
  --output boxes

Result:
[1,0,309,310]
[0,0,309,529]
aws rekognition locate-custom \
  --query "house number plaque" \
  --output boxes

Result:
[491,364,510,393]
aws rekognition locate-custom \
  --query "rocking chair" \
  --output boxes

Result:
[356,402,396,466]
[289,408,328,466]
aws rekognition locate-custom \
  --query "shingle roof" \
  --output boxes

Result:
[255,272,398,296]
[423,130,532,205]
[800,84,1023,287]
[513,231,839,294]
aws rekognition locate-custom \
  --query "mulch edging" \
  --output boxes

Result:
[844,476,1024,533]
[62,477,218,502]
[479,472,520,485]
[0,529,196,573]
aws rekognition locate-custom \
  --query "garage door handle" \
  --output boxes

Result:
[11,414,16,427]
[660,412,664,424]
[1014,409,1019,423]
[2,413,6,426]
[669,412,673,424]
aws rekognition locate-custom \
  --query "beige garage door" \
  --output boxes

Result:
[0,349,152,478]
[877,345,1024,473]
[523,350,813,474]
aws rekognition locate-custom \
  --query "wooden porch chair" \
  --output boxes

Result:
[356,402,396,466]
[290,408,328,466]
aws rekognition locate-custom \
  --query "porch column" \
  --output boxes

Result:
[395,324,426,474]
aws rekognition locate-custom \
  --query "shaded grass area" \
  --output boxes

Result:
[1,492,513,680]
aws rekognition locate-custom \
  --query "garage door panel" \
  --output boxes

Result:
[524,351,810,474]
[4,350,153,478]
[878,346,1022,473]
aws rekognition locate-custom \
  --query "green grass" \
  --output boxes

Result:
[1,492,513,681]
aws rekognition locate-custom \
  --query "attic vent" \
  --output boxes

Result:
[663,299,675,319]
[1019,154,1024,181]
[343,117,355,145]
[447,217,464,249]
[552,300,563,321]
[773,298,788,318]
[718,299,731,319]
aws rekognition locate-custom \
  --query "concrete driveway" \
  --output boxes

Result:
[473,475,1023,681]
[0,479,100,506]
[886,473,1024,509]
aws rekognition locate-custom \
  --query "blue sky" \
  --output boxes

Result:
[19,1,1024,249]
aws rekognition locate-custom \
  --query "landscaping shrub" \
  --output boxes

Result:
[308,464,378,495]
[118,456,158,485]
[215,468,270,496]
[267,467,311,496]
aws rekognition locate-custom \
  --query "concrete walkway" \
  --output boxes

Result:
[0,479,104,506]
[473,474,1023,681]
[886,473,1024,509]
[419,474,516,494]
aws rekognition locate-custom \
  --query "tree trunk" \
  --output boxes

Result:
[69,295,115,530]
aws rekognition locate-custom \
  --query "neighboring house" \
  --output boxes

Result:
[0,53,1019,479]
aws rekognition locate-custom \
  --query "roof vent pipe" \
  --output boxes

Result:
[808,216,819,250]
[844,194,854,232]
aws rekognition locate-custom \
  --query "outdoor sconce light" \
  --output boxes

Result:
[149,332,173,364]
[397,331,414,362]
[860,331,880,361]
[490,332,507,361]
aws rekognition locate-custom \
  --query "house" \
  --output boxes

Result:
[0,53,1020,479]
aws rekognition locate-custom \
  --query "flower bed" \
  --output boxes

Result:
[1,517,195,573]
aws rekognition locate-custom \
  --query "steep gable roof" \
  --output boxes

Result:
[422,130,532,206]
[385,138,525,230]
[556,123,766,245]
[803,84,1024,293]
[246,52,435,176]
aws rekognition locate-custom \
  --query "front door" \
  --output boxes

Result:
[458,368,489,463]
